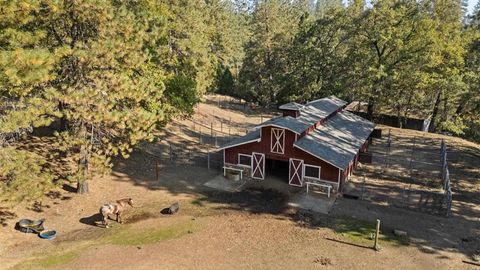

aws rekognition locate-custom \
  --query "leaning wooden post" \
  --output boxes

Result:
[374,219,381,251]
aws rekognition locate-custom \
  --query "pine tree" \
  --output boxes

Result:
[238,0,301,105]
[0,1,174,195]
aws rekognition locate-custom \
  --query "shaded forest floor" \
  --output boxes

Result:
[0,94,479,270]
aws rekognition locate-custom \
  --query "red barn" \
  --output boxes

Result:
[219,96,375,192]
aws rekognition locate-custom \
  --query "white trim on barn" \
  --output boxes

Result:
[256,123,302,135]
[302,163,321,181]
[237,153,252,168]
[218,138,261,150]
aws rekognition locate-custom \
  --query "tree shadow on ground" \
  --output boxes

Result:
[0,207,17,227]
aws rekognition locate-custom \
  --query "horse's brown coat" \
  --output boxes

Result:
[99,198,133,228]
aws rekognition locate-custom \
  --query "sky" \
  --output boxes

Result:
[467,0,478,15]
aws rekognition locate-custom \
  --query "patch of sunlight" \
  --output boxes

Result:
[11,251,79,270]
[333,218,409,247]
[101,220,198,245]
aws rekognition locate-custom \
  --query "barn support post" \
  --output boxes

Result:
[374,219,381,251]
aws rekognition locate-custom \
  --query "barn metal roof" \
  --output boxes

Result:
[257,116,310,134]
[296,96,348,127]
[218,129,261,150]
[261,96,347,134]
[279,102,304,111]
[294,111,375,169]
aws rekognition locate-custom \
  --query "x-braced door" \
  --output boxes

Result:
[251,152,265,180]
[271,128,285,154]
[289,158,303,187]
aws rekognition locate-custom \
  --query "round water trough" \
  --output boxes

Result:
[39,230,57,240]
[226,170,240,181]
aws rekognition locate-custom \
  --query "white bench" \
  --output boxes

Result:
[223,166,243,180]
[305,181,333,198]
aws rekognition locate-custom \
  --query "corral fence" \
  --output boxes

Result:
[134,96,278,179]
[358,129,452,216]
[138,141,224,179]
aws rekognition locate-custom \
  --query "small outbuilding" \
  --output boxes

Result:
[219,96,375,192]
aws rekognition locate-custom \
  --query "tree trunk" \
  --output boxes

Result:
[76,125,90,194]
[429,91,442,132]
[77,180,89,194]
[367,97,375,121]
[397,108,403,128]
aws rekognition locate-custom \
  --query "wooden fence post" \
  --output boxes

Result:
[199,126,202,143]
[374,219,381,251]
[207,148,210,170]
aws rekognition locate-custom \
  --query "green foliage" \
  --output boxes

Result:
[0,147,55,202]
[0,0,212,198]
[164,75,198,119]
[214,66,236,96]
[238,0,303,105]
[235,0,478,141]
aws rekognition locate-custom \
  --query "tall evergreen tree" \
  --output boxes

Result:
[238,0,301,105]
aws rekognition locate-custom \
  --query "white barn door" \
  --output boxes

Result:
[289,158,303,187]
[251,152,265,180]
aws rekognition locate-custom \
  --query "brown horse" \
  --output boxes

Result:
[99,198,134,228]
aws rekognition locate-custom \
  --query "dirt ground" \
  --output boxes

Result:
[0,94,479,270]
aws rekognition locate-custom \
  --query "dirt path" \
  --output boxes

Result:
[50,213,469,270]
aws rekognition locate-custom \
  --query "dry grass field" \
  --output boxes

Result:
[0,95,479,270]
